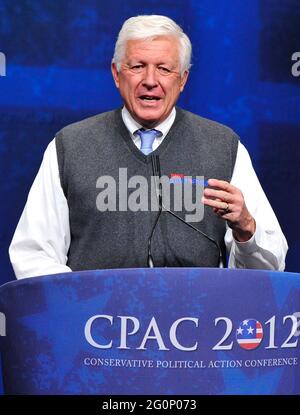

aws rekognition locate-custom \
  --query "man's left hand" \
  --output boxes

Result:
[201,178,256,242]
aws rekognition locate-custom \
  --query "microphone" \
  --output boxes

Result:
[147,155,224,268]
[146,156,163,267]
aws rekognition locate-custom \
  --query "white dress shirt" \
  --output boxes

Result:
[9,108,288,278]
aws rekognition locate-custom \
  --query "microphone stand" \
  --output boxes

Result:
[147,155,225,268]
[147,156,163,267]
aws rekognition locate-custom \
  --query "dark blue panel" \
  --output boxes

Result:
[260,0,300,84]
[257,122,300,272]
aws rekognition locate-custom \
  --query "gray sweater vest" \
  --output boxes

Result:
[55,108,238,270]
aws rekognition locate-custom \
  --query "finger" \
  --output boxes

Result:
[207,178,235,193]
[202,196,230,211]
[212,197,221,213]
[213,198,222,213]
[203,188,235,202]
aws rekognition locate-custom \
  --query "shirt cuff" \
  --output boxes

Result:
[232,222,264,256]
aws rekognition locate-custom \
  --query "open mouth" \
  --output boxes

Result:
[139,95,161,101]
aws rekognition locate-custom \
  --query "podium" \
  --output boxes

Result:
[0,267,300,395]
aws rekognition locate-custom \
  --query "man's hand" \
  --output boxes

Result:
[201,178,256,242]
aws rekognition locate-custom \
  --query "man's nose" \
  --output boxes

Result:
[142,66,158,88]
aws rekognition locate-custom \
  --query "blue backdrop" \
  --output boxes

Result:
[0,0,299,282]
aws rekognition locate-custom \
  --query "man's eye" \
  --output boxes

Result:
[158,66,171,74]
[131,65,144,71]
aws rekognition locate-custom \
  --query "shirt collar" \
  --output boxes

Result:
[121,106,176,140]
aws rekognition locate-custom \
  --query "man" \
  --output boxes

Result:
[9,15,288,278]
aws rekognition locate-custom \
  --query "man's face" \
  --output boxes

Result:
[111,36,189,128]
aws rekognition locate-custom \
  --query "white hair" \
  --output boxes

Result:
[112,15,192,75]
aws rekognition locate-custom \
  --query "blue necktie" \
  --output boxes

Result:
[135,129,162,155]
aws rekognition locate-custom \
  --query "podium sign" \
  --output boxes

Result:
[0,268,300,394]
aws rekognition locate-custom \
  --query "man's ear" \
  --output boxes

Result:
[180,70,189,92]
[111,62,120,88]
